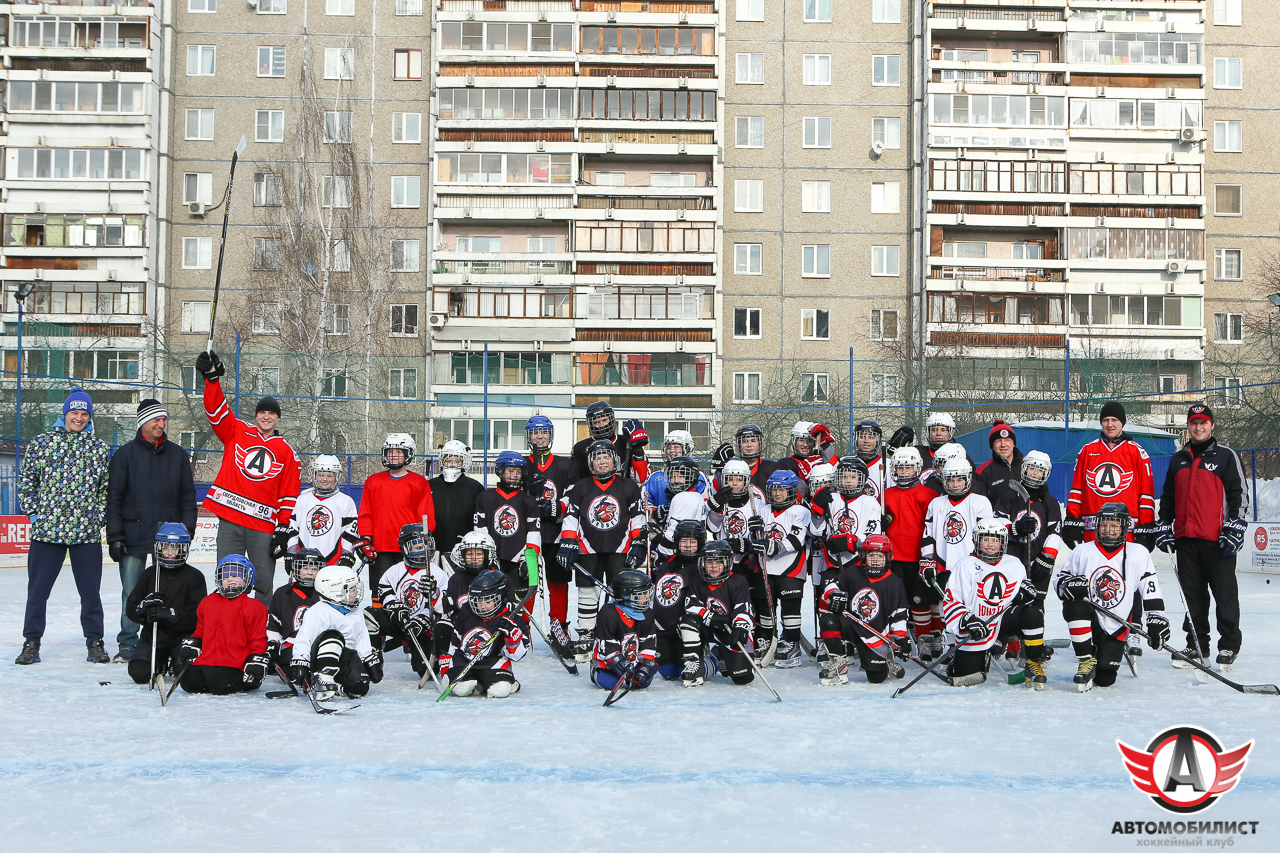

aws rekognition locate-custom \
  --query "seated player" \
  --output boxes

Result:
[266,549,323,672]
[678,540,755,687]
[438,530,499,659]
[178,555,270,695]
[124,523,206,686]
[652,520,703,680]
[591,570,658,691]
[290,565,384,700]
[372,524,447,680]
[440,570,528,698]
[817,534,909,685]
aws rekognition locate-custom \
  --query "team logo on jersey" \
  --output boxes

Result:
[235,444,285,482]
[944,511,968,544]
[851,588,880,622]
[836,510,860,537]
[1086,462,1134,498]
[401,579,422,611]
[864,480,879,499]
[1117,726,1253,814]
[307,505,334,536]
[977,571,1012,609]
[1089,565,1126,607]
[540,480,558,503]
[706,597,729,617]
[493,505,521,537]
[1014,509,1041,541]
[460,627,494,660]
[621,633,640,663]
[766,524,785,546]
[724,511,747,538]
[588,495,621,530]
[656,573,685,607]
[292,604,311,631]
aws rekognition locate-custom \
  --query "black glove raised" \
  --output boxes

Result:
[194,350,225,383]
[728,537,745,556]
[1060,515,1085,548]
[827,590,848,616]
[712,442,735,466]
[108,540,127,564]
[888,426,916,449]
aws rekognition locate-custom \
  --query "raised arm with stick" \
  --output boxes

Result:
[206,135,247,355]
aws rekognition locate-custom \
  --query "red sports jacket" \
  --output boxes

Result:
[202,380,300,533]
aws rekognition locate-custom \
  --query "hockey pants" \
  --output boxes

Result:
[678,616,753,685]
[127,640,183,685]
[750,573,805,644]
[451,665,516,698]
[181,664,261,695]
[1063,600,1127,687]
[310,629,372,697]
[655,629,684,680]
[368,552,404,608]
[817,614,889,683]
[368,606,432,676]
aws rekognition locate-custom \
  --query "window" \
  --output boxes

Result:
[182,237,212,269]
[187,45,216,76]
[873,55,901,86]
[13,149,144,181]
[389,368,418,399]
[802,373,829,403]
[258,46,285,77]
[327,0,353,14]
[252,301,282,333]
[181,301,212,334]
[872,246,900,277]
[802,181,831,212]
[183,173,213,206]
[872,0,900,23]
[736,0,764,21]
[1214,57,1242,89]
[736,53,764,84]
[1215,248,1242,281]
[189,0,215,11]
[1215,185,1242,216]
[803,117,832,148]
[578,89,716,121]
[456,236,502,252]
[525,237,557,253]
[443,88,572,121]
[253,239,282,271]
[1214,121,1242,152]
[736,116,764,148]
[259,0,286,12]
[871,181,900,213]
[254,172,283,206]
[325,242,351,273]
[396,0,423,14]
[324,303,350,334]
[394,49,422,80]
[734,243,762,274]
[393,112,421,143]
[179,370,205,398]
[391,304,419,336]
[249,367,280,396]
[871,373,900,406]
[322,175,352,208]
[733,307,761,338]
[801,308,830,340]
[1215,377,1242,409]
[871,309,899,342]
[873,117,901,149]
[255,109,284,142]
[324,48,355,80]
[391,240,420,272]
[802,245,830,277]
[1214,0,1242,26]
[322,370,348,399]
[324,111,352,143]
[803,0,831,22]
[392,176,421,208]
[185,109,214,140]
[1214,312,1243,343]
[803,54,831,85]
[576,26,709,56]
[733,372,762,403]
[735,180,764,212]
[8,81,146,115]
[437,153,573,185]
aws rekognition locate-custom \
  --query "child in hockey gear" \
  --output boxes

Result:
[992,451,1061,612]
[266,549,323,670]
[438,530,500,654]
[652,520,704,679]
[1055,503,1168,692]
[287,455,359,566]
[853,420,886,499]
[439,570,528,698]
[429,440,485,564]
[817,534,909,685]
[524,416,580,658]
[756,470,811,667]
[808,462,835,497]
[591,570,658,691]
[812,457,882,573]
[773,421,836,489]
[178,555,270,695]
[678,541,755,687]
[571,401,649,483]
[883,447,936,618]
[124,523,206,686]
[290,565,383,699]
[653,456,709,557]
[706,459,766,570]
[372,525,448,680]
[643,430,709,512]
[474,450,541,618]
[358,434,436,606]
[921,443,965,495]
[727,423,779,491]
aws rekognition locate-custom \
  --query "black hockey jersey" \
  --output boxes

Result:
[992,485,1063,588]
[377,560,447,618]
[651,557,696,633]
[819,566,909,659]
[561,475,644,555]
[527,453,579,544]
[266,582,319,647]
[572,434,647,483]
[125,563,207,648]
[591,603,657,673]
[474,486,541,563]
[440,601,528,678]
[684,573,754,633]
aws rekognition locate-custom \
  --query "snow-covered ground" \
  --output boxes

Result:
[1,553,1277,853]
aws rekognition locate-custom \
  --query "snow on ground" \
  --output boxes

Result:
[1,552,1278,853]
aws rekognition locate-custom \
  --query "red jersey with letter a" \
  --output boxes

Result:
[1067,436,1155,529]
[202,380,301,533]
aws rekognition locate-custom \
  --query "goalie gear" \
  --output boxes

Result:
[382,433,416,471]
[438,439,473,483]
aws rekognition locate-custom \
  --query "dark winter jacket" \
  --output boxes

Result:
[1159,437,1247,542]
[125,562,208,648]
[19,422,110,544]
[106,430,198,554]
[428,474,485,555]
[974,448,1024,502]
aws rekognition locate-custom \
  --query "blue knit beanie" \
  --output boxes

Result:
[63,387,93,417]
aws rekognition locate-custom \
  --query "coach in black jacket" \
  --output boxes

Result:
[105,399,198,662]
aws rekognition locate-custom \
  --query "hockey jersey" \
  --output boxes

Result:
[883,482,935,563]
[810,490,882,571]
[992,485,1063,588]
[683,573,755,635]
[1067,435,1156,528]
[651,558,695,633]
[942,554,1028,652]
[706,490,767,568]
[762,503,811,578]
[124,563,206,649]
[1054,540,1165,636]
[561,475,644,555]
[287,488,359,564]
[202,379,300,533]
[190,592,269,668]
[377,560,448,619]
[474,486,541,563]
[592,603,657,673]
[527,453,579,545]
[266,582,319,647]
[774,454,824,497]
[861,455,886,502]
[643,468,711,511]
[440,602,528,677]
[922,493,994,570]
[292,600,378,667]
[819,565,909,659]
[572,434,649,484]
[655,490,709,557]
[358,470,437,552]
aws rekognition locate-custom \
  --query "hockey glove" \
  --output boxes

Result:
[356,535,377,565]
[1030,554,1056,587]
[625,542,648,570]
[139,592,170,624]
[825,534,853,554]
[1013,515,1037,538]
[747,515,766,540]
[108,540,127,564]
[1131,523,1157,552]
[960,614,991,643]
[712,442,735,466]
[1058,574,1089,602]
[416,572,438,601]
[538,498,557,521]
[1060,515,1085,548]
[634,659,657,689]
[365,652,384,684]
[919,558,939,585]
[177,636,201,666]
[728,536,746,556]
[1144,613,1171,650]
[622,419,648,451]
[525,472,547,501]
[242,653,269,685]
[1014,578,1042,607]
[809,423,835,450]
[383,599,409,626]
[707,487,734,514]
[1154,521,1176,554]
[1220,517,1247,557]
[707,612,732,635]
[269,526,291,561]
[826,591,848,616]
[266,639,281,660]
[194,350,225,383]
[336,552,356,568]
[289,662,310,685]
[765,536,780,557]
[556,541,579,570]
[405,614,431,638]
[496,616,525,654]
[607,655,638,680]
[731,625,750,648]
[888,426,916,450]
[894,635,912,658]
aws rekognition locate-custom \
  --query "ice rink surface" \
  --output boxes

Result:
[1,554,1277,853]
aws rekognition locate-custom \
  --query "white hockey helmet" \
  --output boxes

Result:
[315,565,363,613]
[663,429,695,459]
[452,529,497,574]
[891,446,923,487]
[926,412,957,448]
[807,462,835,493]
[311,454,342,495]
[382,433,417,470]
[720,459,752,497]
[790,421,817,456]
[932,442,966,473]
[972,517,1009,565]
[1021,450,1052,489]
[439,439,472,482]
[941,455,973,497]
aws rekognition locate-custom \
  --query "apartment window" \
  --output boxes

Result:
[736,0,764,21]
[390,240,420,272]
[871,246,900,277]
[803,117,832,148]
[325,242,351,273]
[1214,248,1242,281]
[179,371,204,398]
[733,307,761,338]
[323,369,348,399]
[457,236,502,252]
[183,173,213,206]
[254,172,283,206]
[1214,312,1243,343]
[324,303,350,334]
[734,243,763,274]
[389,368,418,399]
[803,0,831,22]
[735,116,764,148]
[182,237,212,269]
[802,373,829,403]
[1214,0,1242,26]
[1215,185,1242,216]
[393,112,421,143]
[391,304,419,336]
[392,176,421,208]
[189,0,215,11]
[871,373,900,406]
[253,239,282,271]
[870,309,899,341]
[327,0,354,13]
[735,180,764,212]
[259,0,286,12]
[1214,121,1242,152]
[871,181,900,213]
[803,54,831,85]
[873,55,901,86]
[733,372,762,404]
[736,53,764,84]
[872,0,900,23]
[1214,57,1243,89]
[396,0,423,14]
[187,45,216,76]
[322,176,352,208]
[802,245,830,277]
[802,181,831,212]
[873,117,901,149]
[394,49,423,80]
[324,111,352,144]
[324,48,355,80]
[255,110,284,142]
[252,301,282,333]
[1214,377,1242,408]
[801,308,830,340]
[185,109,214,140]
[181,301,212,335]
[258,46,285,77]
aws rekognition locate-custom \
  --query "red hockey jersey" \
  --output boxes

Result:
[1067,436,1155,527]
[884,482,935,563]
[202,379,301,533]
[191,592,269,668]
[358,470,437,552]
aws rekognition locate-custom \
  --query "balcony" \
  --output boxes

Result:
[3,282,144,316]
[577,261,711,276]
[928,264,1066,283]
[434,258,572,276]
[438,0,573,10]
[575,352,711,388]
[579,1,715,12]
[436,286,573,320]
[431,284,714,322]
[930,5,1065,23]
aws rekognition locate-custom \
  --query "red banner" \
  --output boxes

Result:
[0,516,33,554]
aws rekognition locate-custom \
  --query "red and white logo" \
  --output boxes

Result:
[235,445,285,482]
[656,573,684,607]
[461,627,494,659]
[292,604,311,631]
[1254,526,1267,551]
[851,588,880,622]
[836,509,860,537]
[944,511,967,544]
[1117,726,1253,814]
[588,495,621,530]
[1089,565,1126,608]
[724,510,747,538]
[493,505,521,537]
[977,570,1013,609]
[307,505,333,536]
[1086,462,1134,498]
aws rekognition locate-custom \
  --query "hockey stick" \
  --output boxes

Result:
[148,568,161,692]
[436,634,501,702]
[839,611,947,683]
[893,592,1003,698]
[746,483,780,668]
[527,605,579,676]
[1169,560,1210,685]
[205,135,247,355]
[603,670,634,707]
[265,663,299,699]
[407,630,444,693]
[163,662,192,705]
[737,642,782,702]
[301,676,359,714]
[1084,600,1278,695]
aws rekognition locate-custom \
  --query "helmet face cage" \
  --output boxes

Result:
[863,548,889,575]
[943,463,972,497]
[438,441,473,482]
[316,568,363,611]
[289,552,324,587]
[497,463,525,489]
[674,520,705,556]
[974,528,1008,564]
[699,546,733,585]
[616,574,655,612]
[588,443,620,479]
[663,430,694,460]
[665,457,699,496]
[808,464,834,493]
[216,557,255,599]
[791,431,816,457]
[468,573,506,619]
[767,472,798,509]
[855,424,882,460]
[1021,454,1051,489]
[462,545,494,571]
[402,533,430,569]
[382,434,416,470]
[525,417,554,452]
[835,460,867,497]
[587,403,616,440]
[312,455,342,495]
[926,414,956,449]
[1095,509,1129,550]
[724,473,749,497]
[892,452,923,487]
[735,426,763,461]
[934,444,964,474]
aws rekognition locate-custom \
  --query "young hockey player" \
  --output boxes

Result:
[357,434,436,606]
[724,423,780,492]
[678,540,755,687]
[755,470,811,667]
[289,564,383,700]
[921,442,966,495]
[974,420,1022,502]
[773,421,837,491]
[705,459,766,578]
[265,549,322,671]
[852,420,886,500]
[474,450,541,616]
[571,401,649,483]
[523,416,580,660]
[428,440,484,564]
[124,523,206,686]
[643,430,709,514]
[817,534,909,685]
[1055,502,1169,692]
[287,455,358,566]
[437,530,499,656]
[653,456,709,558]
[591,570,658,691]
[883,447,936,616]
[372,524,447,680]
[915,411,958,470]
[811,457,883,581]
[439,569,528,698]
[652,520,704,680]
[177,555,270,695]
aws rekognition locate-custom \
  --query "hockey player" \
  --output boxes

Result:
[705,459,766,577]
[357,434,436,606]
[922,443,967,495]
[721,423,782,492]
[811,457,883,581]
[974,420,1023,502]
[287,455,358,566]
[1055,503,1169,691]
[883,447,937,631]
[473,451,541,617]
[124,523,206,686]
[1063,402,1156,548]
[653,456,709,557]
[429,440,485,566]
[265,549,322,672]
[290,564,384,700]
[437,530,499,657]
[643,430,710,514]
[590,570,658,691]
[915,412,958,470]
[523,416,579,659]
[773,421,838,491]
[852,420,887,500]
[571,401,649,483]
[439,569,528,698]
[372,524,447,680]
[177,555,270,695]
[817,534,909,685]
[678,540,755,687]
[652,520,704,680]
[754,470,811,667]
[992,451,1062,597]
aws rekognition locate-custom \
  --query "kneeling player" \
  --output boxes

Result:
[266,549,323,672]
[372,524,446,679]
[678,540,754,687]
[125,523,206,686]
[290,565,384,700]
[817,534,909,685]
[440,570,528,698]
[652,521,703,680]
[1055,502,1169,692]
[591,570,658,691]
[178,555,270,695]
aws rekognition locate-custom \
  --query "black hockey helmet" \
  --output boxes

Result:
[855,419,883,462]
[665,455,701,498]
[586,400,616,440]
[587,439,620,479]
[613,570,654,613]
[1095,502,1131,551]
[699,540,733,586]
[734,423,764,461]
[835,456,869,498]
[287,548,324,588]
[399,523,433,569]
[468,570,507,619]
[673,519,706,556]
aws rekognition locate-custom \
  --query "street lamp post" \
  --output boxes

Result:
[13,281,35,505]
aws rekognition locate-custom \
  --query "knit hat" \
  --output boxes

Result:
[1187,403,1214,424]
[136,398,168,429]
[1099,401,1126,425]
[256,397,282,417]
[988,420,1015,448]
[62,387,93,417]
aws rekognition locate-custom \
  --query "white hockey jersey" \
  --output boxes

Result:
[656,490,709,557]
[762,503,811,578]
[922,493,994,569]
[862,455,886,502]
[942,554,1027,652]
[377,560,448,618]
[291,600,377,666]
[706,488,766,567]
[811,492,882,572]
[1054,541,1165,635]
[287,488,359,565]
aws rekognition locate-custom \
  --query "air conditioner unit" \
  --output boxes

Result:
[871,141,885,157]
[248,0,258,6]
[537,74,546,86]
[607,75,617,87]
[429,313,448,329]
[1180,127,1198,142]
[106,269,117,281]
[189,201,207,217]
[1166,261,1182,273]
[536,140,545,151]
